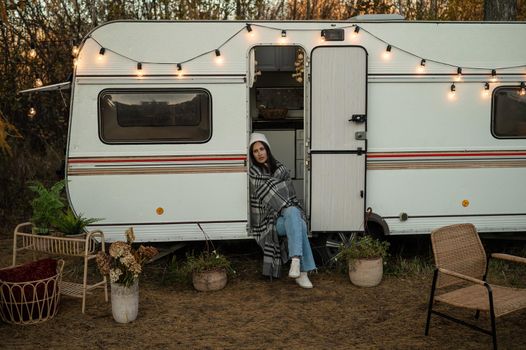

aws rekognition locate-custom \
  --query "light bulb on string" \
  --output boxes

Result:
[72,58,78,67]
[417,59,426,73]
[27,107,37,119]
[215,49,223,65]
[491,69,498,82]
[245,24,254,38]
[28,43,37,60]
[176,63,183,77]
[520,82,526,96]
[136,62,143,77]
[35,78,43,87]
[98,47,106,61]
[383,45,392,60]
[455,67,462,82]
[448,83,456,100]
[72,45,79,57]
[482,82,490,98]
[351,26,360,40]
[279,30,287,44]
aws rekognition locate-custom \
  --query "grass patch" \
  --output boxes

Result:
[385,255,434,277]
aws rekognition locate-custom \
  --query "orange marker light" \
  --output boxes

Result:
[462,200,470,207]
[156,207,164,215]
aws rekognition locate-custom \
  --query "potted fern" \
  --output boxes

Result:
[336,235,390,287]
[28,180,66,235]
[53,208,101,237]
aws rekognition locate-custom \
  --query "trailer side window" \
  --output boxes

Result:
[492,87,526,138]
[99,89,211,143]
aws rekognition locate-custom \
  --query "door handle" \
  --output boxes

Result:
[349,114,366,123]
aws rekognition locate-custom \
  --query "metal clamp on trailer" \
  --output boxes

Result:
[12,223,108,314]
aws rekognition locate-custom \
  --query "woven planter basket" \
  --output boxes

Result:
[192,269,228,292]
[0,259,64,325]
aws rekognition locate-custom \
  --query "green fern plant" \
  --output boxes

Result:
[28,180,66,234]
[54,208,102,236]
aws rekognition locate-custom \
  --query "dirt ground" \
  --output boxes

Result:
[0,234,525,350]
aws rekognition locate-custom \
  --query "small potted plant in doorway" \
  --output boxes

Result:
[336,235,390,287]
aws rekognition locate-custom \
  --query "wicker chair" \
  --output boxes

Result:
[425,223,526,350]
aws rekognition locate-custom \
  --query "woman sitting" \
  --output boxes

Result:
[249,133,316,288]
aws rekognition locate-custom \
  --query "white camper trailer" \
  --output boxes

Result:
[64,17,526,246]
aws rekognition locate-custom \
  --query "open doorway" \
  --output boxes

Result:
[248,45,306,206]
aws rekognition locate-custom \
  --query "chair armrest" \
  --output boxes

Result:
[438,267,486,286]
[491,253,526,265]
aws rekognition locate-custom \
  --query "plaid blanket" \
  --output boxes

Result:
[249,161,302,278]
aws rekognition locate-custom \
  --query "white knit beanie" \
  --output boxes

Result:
[249,132,271,149]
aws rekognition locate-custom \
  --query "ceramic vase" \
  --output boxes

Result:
[111,280,139,323]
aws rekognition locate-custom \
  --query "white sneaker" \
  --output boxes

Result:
[295,272,313,289]
[288,257,300,278]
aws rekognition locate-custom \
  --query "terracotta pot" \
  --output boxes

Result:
[192,269,227,292]
[111,280,139,323]
[348,257,383,287]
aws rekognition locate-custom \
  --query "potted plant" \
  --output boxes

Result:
[53,208,102,237]
[95,228,158,323]
[336,235,390,287]
[28,180,66,235]
[183,250,233,292]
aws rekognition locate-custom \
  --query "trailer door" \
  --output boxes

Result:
[309,46,367,232]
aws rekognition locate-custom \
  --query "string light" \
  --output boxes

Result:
[136,62,143,76]
[28,43,37,60]
[449,83,456,99]
[491,69,497,82]
[351,26,360,40]
[417,59,426,73]
[176,63,183,77]
[520,82,526,96]
[215,49,223,65]
[98,47,106,61]
[383,45,392,60]
[279,30,287,44]
[72,45,79,57]
[72,58,78,67]
[455,67,462,81]
[482,82,490,98]
[246,24,255,38]
[35,78,43,87]
[320,31,326,42]
[27,107,37,118]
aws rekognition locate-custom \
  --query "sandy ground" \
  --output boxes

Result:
[0,235,525,350]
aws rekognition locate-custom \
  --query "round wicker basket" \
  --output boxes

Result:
[0,259,64,325]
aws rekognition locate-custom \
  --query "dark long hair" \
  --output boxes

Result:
[249,141,278,174]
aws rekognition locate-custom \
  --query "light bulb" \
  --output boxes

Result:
[28,48,37,59]
[35,78,43,87]
[72,45,79,57]
[27,107,37,118]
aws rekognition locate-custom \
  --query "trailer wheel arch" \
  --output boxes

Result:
[365,211,390,239]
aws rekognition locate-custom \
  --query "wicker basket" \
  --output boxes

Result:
[258,108,288,120]
[0,259,64,325]
[192,269,228,292]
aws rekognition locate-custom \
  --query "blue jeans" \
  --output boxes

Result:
[276,206,316,272]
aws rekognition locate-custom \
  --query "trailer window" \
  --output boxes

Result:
[99,89,211,143]
[492,87,526,138]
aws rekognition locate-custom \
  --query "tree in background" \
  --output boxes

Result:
[484,0,517,20]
